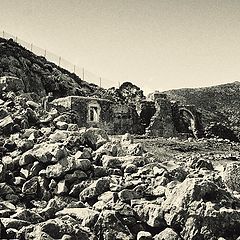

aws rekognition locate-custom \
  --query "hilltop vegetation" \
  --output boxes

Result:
[164,82,240,128]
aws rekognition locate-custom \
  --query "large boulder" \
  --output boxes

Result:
[79,177,110,202]
[82,128,109,150]
[134,202,166,228]
[56,207,99,227]
[162,177,240,239]
[0,109,13,134]
[94,210,134,240]
[223,162,240,192]
[20,143,67,166]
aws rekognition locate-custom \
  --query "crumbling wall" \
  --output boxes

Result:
[172,104,204,138]
[111,104,144,135]
[146,96,177,137]
[140,101,156,129]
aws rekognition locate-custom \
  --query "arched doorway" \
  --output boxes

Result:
[179,108,198,138]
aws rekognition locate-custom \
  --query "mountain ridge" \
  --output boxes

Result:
[163,81,240,128]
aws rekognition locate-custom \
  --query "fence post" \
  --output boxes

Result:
[15,36,18,42]
[73,65,76,73]
[100,78,102,88]
[82,68,85,80]
[30,43,33,51]
[2,31,4,38]
[44,50,47,57]
[58,57,61,67]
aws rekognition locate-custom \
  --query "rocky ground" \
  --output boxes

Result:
[0,89,240,240]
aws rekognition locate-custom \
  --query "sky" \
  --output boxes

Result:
[1,0,240,94]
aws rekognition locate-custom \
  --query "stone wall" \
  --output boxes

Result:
[146,96,177,137]
[52,95,203,138]
[111,104,144,135]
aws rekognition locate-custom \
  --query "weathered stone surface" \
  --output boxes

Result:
[45,157,91,179]
[75,148,92,159]
[22,177,39,195]
[118,189,142,202]
[55,180,68,195]
[94,210,134,240]
[101,155,122,169]
[11,209,44,224]
[189,158,214,170]
[137,231,152,240]
[0,183,14,197]
[134,203,166,228]
[79,177,110,202]
[1,217,30,230]
[45,157,73,178]
[64,170,87,183]
[82,128,109,150]
[56,121,68,130]
[223,162,240,192]
[154,228,181,240]
[0,113,13,133]
[22,143,67,164]
[127,143,144,156]
[56,207,99,227]
[121,133,133,144]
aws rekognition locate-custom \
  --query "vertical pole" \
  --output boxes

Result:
[73,65,76,73]
[44,49,46,57]
[100,78,102,88]
[30,43,33,51]
[15,36,18,42]
[2,31,4,38]
[82,68,85,80]
[118,81,120,88]
[58,57,61,67]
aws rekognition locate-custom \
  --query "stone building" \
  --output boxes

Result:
[142,92,204,138]
[52,96,143,135]
[51,93,204,138]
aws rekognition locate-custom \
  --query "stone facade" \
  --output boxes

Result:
[144,93,204,138]
[52,96,143,135]
[51,93,203,138]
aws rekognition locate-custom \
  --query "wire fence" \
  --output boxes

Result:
[1,30,118,89]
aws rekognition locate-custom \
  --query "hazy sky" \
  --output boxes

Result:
[1,0,240,94]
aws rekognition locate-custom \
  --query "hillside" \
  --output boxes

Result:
[0,37,101,98]
[164,82,240,128]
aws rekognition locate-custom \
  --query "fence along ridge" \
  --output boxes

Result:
[1,30,118,89]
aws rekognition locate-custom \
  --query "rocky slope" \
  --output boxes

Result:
[0,38,146,105]
[0,80,240,239]
[0,37,101,98]
[164,82,240,128]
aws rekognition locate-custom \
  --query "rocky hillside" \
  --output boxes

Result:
[0,37,101,98]
[1,86,240,239]
[164,82,240,128]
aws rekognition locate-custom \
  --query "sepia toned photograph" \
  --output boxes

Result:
[0,0,240,239]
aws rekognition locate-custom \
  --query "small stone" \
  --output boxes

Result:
[137,231,152,240]
[56,121,68,130]
[124,164,138,173]
[55,180,68,195]
[154,228,181,240]
[22,177,39,195]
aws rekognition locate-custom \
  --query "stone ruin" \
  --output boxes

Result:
[52,91,204,138]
